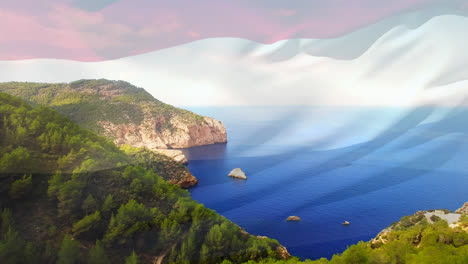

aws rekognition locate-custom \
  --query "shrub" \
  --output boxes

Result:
[430,215,441,222]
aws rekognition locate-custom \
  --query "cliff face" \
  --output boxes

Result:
[0,79,227,151]
[99,115,227,150]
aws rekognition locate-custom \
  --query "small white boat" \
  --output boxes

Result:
[342,221,350,225]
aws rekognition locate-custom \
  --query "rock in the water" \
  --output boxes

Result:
[228,168,247,180]
[286,216,301,221]
[456,202,468,214]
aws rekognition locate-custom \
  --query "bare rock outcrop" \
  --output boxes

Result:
[456,202,468,214]
[167,170,198,188]
[153,149,188,164]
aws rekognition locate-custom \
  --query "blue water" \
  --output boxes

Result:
[181,106,468,260]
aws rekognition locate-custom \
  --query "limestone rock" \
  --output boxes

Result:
[456,202,468,214]
[228,168,247,180]
[153,149,188,164]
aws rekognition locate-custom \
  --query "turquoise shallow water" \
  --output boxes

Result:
[181,106,468,260]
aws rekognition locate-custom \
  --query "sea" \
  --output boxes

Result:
[180,106,468,260]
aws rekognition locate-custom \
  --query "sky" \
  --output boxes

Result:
[1,0,468,61]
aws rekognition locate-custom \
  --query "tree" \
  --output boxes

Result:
[47,171,63,198]
[82,194,97,214]
[125,251,139,264]
[158,218,182,246]
[0,228,24,264]
[341,242,369,264]
[72,211,101,237]
[57,235,80,264]
[200,244,211,263]
[57,179,84,217]
[10,174,32,199]
[0,147,31,174]
[204,223,231,253]
[130,178,145,195]
[0,209,14,235]
[102,194,116,214]
[23,242,40,264]
[122,165,145,181]
[88,241,109,264]
[176,229,198,263]
[104,200,156,245]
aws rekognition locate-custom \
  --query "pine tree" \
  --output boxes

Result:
[47,171,63,198]
[177,229,198,263]
[200,244,211,264]
[88,241,109,264]
[0,228,24,264]
[23,242,40,264]
[102,194,116,214]
[125,251,139,264]
[57,235,80,264]
[82,194,97,214]
[0,208,14,235]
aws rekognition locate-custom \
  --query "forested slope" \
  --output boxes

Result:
[0,93,284,264]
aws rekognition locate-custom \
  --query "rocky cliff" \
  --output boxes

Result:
[0,79,227,154]
[99,115,227,150]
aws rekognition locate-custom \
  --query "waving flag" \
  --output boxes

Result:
[2,0,468,261]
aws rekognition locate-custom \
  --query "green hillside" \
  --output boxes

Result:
[0,79,203,136]
[0,92,283,264]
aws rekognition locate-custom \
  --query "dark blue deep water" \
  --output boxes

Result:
[181,106,468,260]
